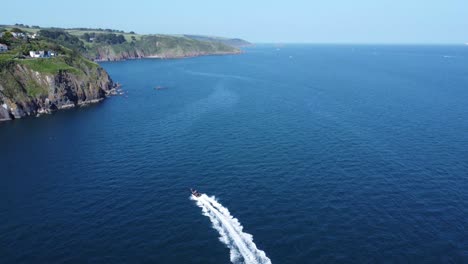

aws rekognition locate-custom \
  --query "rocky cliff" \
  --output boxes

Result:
[0,60,115,122]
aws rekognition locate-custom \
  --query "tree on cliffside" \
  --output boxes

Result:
[38,29,85,52]
[0,32,14,46]
[94,33,126,45]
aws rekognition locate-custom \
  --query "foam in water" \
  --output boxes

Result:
[192,194,272,264]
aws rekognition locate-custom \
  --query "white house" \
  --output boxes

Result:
[29,50,57,58]
[29,50,45,58]
[27,33,38,39]
[11,32,26,39]
[0,44,8,52]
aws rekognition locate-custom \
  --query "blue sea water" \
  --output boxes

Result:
[1,45,468,263]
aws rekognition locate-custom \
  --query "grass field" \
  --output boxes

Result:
[66,30,143,42]
[18,57,79,74]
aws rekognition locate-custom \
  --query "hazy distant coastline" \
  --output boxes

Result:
[0,24,250,122]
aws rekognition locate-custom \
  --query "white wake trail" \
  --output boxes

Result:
[192,194,272,264]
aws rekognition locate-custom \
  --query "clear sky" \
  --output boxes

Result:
[1,0,467,44]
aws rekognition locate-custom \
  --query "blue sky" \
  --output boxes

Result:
[1,0,467,43]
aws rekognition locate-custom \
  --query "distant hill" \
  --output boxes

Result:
[183,35,252,47]
[82,34,242,61]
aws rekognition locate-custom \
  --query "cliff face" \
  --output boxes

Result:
[0,62,115,122]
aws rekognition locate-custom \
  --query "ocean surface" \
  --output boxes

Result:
[1,45,468,263]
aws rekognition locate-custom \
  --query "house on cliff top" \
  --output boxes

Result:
[29,50,57,58]
[0,44,8,52]
[11,32,26,39]
[29,50,45,58]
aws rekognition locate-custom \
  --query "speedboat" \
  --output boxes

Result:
[190,188,202,198]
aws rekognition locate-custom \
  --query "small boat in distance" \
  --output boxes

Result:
[155,86,167,90]
[190,188,202,198]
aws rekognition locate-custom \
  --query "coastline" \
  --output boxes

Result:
[0,50,240,123]
[1,97,113,123]
[93,50,243,62]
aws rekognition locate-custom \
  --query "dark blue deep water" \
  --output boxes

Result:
[1,45,468,263]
